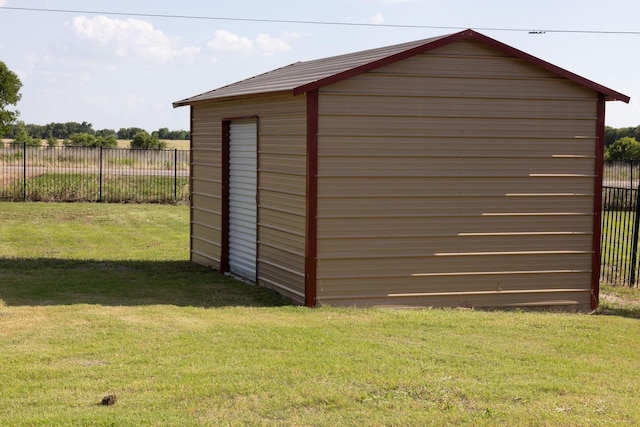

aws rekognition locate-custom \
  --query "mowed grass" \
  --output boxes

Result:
[1,203,640,426]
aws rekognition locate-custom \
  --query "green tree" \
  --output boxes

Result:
[170,129,189,140]
[27,123,46,138]
[65,122,83,135]
[63,132,117,148]
[95,128,116,138]
[64,133,97,147]
[156,127,170,139]
[130,131,167,150]
[79,121,93,134]
[116,128,129,139]
[117,127,145,139]
[50,122,69,139]
[0,61,23,138]
[97,134,117,148]
[605,136,640,162]
[11,121,40,146]
[46,134,58,147]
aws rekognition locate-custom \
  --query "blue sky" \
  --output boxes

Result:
[0,0,638,132]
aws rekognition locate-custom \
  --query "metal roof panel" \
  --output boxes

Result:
[173,29,629,107]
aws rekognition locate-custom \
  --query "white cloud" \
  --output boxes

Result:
[255,34,291,55]
[207,29,303,56]
[61,17,300,65]
[344,12,385,25]
[365,12,385,24]
[70,16,200,64]
[207,30,253,53]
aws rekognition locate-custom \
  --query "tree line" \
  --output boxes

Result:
[605,126,640,162]
[2,121,189,150]
[2,121,188,141]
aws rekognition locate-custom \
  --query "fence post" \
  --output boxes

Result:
[174,148,178,202]
[22,142,26,201]
[99,146,103,202]
[629,162,640,286]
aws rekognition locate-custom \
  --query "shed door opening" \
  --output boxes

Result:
[228,120,258,282]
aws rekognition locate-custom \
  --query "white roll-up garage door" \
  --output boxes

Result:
[228,121,257,282]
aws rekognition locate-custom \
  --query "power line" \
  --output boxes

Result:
[2,6,640,35]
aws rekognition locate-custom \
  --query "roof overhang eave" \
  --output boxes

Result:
[604,92,631,103]
[173,89,296,108]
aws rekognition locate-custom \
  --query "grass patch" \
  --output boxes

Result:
[599,283,640,318]
[600,210,640,285]
[1,202,640,425]
[0,150,23,162]
[107,157,137,166]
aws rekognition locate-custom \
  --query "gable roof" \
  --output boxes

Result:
[173,29,629,107]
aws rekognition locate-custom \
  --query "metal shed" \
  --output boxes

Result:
[174,29,629,309]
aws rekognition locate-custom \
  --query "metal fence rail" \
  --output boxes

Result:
[601,161,640,287]
[0,144,190,204]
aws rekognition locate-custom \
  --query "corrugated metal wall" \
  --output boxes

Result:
[315,40,598,308]
[190,94,307,303]
[228,121,258,282]
[191,106,223,267]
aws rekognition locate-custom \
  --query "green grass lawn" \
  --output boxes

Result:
[1,202,640,426]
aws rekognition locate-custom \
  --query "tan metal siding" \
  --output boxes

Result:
[320,155,594,176]
[319,136,596,158]
[315,40,597,308]
[325,74,596,100]
[190,95,307,303]
[321,96,597,121]
[316,272,592,295]
[191,107,222,269]
[318,214,593,236]
[319,176,595,197]
[319,116,595,139]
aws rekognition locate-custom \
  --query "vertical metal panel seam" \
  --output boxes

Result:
[591,95,605,309]
[305,90,319,307]
[220,120,231,273]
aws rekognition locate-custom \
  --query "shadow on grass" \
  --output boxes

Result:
[600,307,640,319]
[0,257,292,308]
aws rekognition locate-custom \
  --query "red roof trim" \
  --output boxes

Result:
[293,29,630,103]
